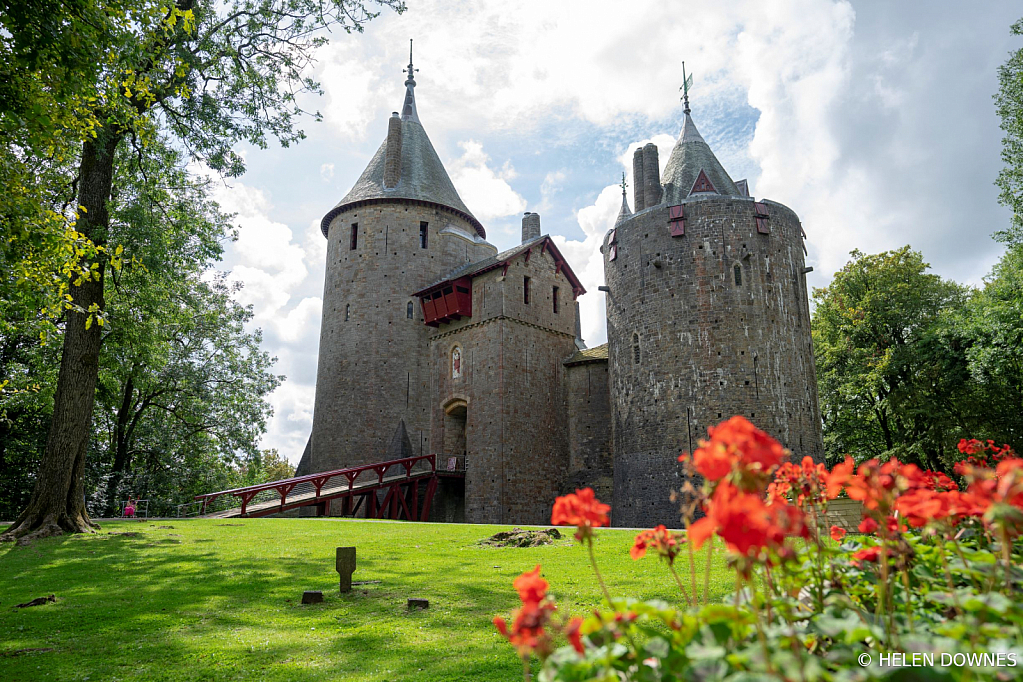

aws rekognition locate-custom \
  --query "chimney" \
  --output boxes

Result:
[573,300,585,350]
[383,112,402,188]
[521,212,541,243]
[642,143,661,208]
[632,147,646,212]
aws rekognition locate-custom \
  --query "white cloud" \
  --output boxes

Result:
[449,140,527,221]
[318,44,386,138]
[555,183,622,346]
[272,297,322,345]
[320,163,334,180]
[213,182,309,321]
[262,380,317,465]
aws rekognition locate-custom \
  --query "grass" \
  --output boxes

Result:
[0,518,732,681]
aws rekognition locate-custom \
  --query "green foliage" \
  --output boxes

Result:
[995,17,1023,240]
[84,139,282,514]
[0,138,283,519]
[812,245,1023,471]
[811,247,969,469]
[953,243,1023,448]
[0,520,731,681]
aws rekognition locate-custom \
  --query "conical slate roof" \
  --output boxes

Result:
[614,186,632,226]
[320,57,484,238]
[660,112,740,205]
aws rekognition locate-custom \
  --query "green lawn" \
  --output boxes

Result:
[0,518,731,681]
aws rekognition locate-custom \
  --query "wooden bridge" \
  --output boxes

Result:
[193,454,461,520]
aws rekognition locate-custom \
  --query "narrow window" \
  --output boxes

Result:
[350,223,358,250]
[633,333,640,365]
[420,221,428,249]
[345,304,350,321]
[407,301,414,319]
[734,264,742,285]
[552,286,560,314]
[523,276,530,304]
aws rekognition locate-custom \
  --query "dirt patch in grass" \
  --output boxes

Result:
[478,528,563,548]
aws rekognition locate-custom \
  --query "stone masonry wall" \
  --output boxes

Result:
[426,245,578,524]
[564,359,614,504]
[310,201,496,477]
[603,196,823,528]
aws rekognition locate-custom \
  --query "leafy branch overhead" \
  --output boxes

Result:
[1,0,402,542]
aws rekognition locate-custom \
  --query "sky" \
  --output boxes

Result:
[206,0,1021,464]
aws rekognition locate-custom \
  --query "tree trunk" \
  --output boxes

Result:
[104,374,136,516]
[1,130,121,544]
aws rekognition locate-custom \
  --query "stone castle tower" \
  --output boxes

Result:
[303,51,822,528]
[602,94,824,527]
[309,50,498,476]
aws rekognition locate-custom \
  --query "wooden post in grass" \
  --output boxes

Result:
[337,547,356,592]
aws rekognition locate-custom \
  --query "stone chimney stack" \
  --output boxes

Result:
[574,300,585,350]
[383,112,403,188]
[521,212,541,243]
[642,143,661,208]
[632,148,646,212]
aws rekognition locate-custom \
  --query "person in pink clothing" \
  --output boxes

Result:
[123,498,135,518]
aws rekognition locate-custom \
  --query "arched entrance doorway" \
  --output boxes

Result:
[442,397,467,464]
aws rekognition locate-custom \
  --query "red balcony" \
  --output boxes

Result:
[419,277,472,327]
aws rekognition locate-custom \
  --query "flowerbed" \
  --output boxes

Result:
[494,418,1023,680]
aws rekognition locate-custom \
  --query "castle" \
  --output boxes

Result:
[296,54,824,528]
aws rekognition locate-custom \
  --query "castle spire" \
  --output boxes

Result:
[660,62,741,203]
[320,39,485,239]
[615,172,633,226]
[401,38,420,123]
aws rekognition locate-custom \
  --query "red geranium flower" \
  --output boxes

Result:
[680,416,788,487]
[830,525,846,542]
[631,525,682,564]
[551,488,610,542]
[514,565,548,606]
[565,617,585,654]
[851,546,882,567]
[823,457,855,499]
[768,456,840,508]
[495,565,557,659]
[858,517,878,534]
[688,483,808,558]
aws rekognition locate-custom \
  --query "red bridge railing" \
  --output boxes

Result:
[194,454,444,519]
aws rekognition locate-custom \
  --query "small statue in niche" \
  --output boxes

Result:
[452,346,462,379]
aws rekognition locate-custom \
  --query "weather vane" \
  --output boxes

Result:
[679,61,693,114]
[405,39,419,82]
[620,172,627,195]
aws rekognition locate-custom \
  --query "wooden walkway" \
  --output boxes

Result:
[194,455,459,521]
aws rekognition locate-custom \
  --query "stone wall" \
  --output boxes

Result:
[563,357,614,504]
[603,196,823,528]
[310,200,496,477]
[426,244,579,524]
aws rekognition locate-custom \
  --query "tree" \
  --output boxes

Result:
[87,141,281,515]
[811,248,969,468]
[995,17,1023,240]
[952,242,1023,449]
[2,0,404,543]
